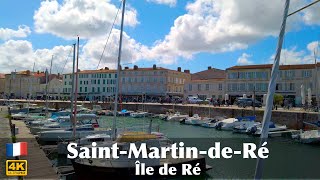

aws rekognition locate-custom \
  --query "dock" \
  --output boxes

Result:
[268,130,300,137]
[0,106,12,179]
[12,120,59,179]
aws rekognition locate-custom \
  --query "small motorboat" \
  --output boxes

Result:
[201,116,226,128]
[130,111,148,118]
[247,122,287,136]
[292,130,320,144]
[38,125,112,143]
[167,112,188,121]
[233,122,261,134]
[217,116,256,131]
[118,109,132,116]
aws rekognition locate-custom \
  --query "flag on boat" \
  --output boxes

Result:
[6,142,28,157]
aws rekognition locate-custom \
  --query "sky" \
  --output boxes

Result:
[0,0,319,74]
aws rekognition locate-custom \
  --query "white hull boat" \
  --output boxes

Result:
[38,126,112,142]
[167,112,188,121]
[247,122,287,136]
[292,130,320,144]
[130,112,148,118]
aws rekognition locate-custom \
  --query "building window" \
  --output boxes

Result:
[92,87,95,92]
[289,83,295,91]
[218,83,223,91]
[80,87,82,92]
[205,84,209,91]
[302,70,312,77]
[98,79,100,84]
[189,84,192,91]
[80,81,82,85]
[85,87,87,92]
[97,87,100,93]
[197,84,201,91]
[228,72,238,79]
[239,83,245,91]
[247,83,254,91]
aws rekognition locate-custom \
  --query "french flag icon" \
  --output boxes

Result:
[6,142,28,157]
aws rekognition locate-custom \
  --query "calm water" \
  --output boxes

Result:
[99,116,320,179]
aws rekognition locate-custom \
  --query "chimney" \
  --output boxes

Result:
[77,69,81,72]
[37,70,40,74]
[26,70,31,76]
[134,65,138,70]
[184,70,190,74]
[208,66,212,70]
[58,73,60,77]
[153,64,157,70]
[104,67,109,70]
[177,67,181,72]
[125,66,129,70]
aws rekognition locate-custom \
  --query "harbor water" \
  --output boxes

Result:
[54,116,320,179]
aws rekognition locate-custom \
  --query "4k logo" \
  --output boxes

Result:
[6,160,27,176]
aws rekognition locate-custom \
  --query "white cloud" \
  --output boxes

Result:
[33,0,139,39]
[269,41,319,65]
[82,29,148,70]
[0,25,31,41]
[147,0,177,7]
[301,2,320,25]
[145,0,319,64]
[0,40,73,74]
[237,53,253,65]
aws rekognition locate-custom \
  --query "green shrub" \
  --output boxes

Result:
[274,94,284,105]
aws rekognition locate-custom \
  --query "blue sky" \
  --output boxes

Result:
[0,0,319,74]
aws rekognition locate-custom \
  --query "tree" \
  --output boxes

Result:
[274,94,284,105]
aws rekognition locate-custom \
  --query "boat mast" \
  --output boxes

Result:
[314,47,320,120]
[45,68,49,117]
[254,0,290,179]
[27,62,36,116]
[45,55,53,117]
[70,43,76,139]
[73,37,80,139]
[113,0,126,140]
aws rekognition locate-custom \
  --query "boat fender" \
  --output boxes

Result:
[180,118,186,124]
[215,122,222,130]
[248,126,257,135]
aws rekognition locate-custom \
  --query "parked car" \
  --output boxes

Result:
[187,97,203,104]
[236,98,262,108]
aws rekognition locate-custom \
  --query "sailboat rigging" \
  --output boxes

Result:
[112,0,126,140]
[254,0,290,179]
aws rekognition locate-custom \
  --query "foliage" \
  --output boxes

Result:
[273,94,284,105]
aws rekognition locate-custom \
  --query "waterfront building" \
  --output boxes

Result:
[120,65,191,100]
[39,75,63,100]
[0,74,5,96]
[184,66,226,100]
[62,68,117,101]
[4,70,62,99]
[62,65,191,101]
[4,70,42,99]
[226,63,320,106]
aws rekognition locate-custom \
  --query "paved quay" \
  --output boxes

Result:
[0,106,12,179]
[12,120,58,179]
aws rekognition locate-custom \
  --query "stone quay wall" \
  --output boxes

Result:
[1,100,318,129]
